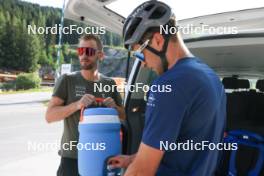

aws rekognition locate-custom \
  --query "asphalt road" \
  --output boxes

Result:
[0,92,63,176]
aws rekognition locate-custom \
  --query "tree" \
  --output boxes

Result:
[16,21,41,72]
[22,32,41,72]
[0,11,6,67]
[0,11,5,24]
[0,0,124,73]
[62,43,71,63]
[38,50,49,66]
[0,22,20,70]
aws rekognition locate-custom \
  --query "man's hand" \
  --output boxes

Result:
[76,94,95,110]
[124,143,164,176]
[103,97,117,108]
[108,155,134,169]
[102,97,126,120]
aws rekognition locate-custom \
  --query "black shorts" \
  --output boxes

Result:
[57,157,80,176]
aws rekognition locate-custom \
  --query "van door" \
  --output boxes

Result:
[123,59,158,154]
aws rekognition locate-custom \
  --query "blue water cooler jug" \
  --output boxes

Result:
[78,107,121,176]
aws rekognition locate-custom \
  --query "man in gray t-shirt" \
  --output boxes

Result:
[45,34,125,176]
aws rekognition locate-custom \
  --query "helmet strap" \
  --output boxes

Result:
[145,35,170,72]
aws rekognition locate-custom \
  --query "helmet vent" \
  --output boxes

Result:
[144,4,155,11]
[125,17,142,41]
[149,6,166,19]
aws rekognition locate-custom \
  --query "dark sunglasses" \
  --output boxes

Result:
[77,47,97,56]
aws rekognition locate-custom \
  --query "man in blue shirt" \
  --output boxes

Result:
[108,1,226,175]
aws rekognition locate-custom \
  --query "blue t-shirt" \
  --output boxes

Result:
[142,57,226,176]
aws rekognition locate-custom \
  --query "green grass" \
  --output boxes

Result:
[0,87,53,95]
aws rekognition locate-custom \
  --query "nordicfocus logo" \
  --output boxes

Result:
[160,24,238,35]
[27,141,106,152]
[64,141,106,151]
[27,24,106,35]
[160,140,238,151]
[94,82,172,93]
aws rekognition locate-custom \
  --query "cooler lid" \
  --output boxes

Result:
[83,108,118,116]
[81,108,120,124]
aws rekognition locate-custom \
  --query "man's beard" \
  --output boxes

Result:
[80,60,97,70]
[81,64,94,70]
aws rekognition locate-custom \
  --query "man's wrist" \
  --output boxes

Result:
[73,101,80,111]
[112,104,118,109]
[127,155,135,166]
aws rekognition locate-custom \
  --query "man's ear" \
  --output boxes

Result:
[98,51,104,62]
[152,32,164,51]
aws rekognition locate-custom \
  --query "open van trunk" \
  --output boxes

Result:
[65,1,264,174]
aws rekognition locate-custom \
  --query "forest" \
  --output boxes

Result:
[0,0,123,73]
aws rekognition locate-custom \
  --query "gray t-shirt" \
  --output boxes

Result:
[52,71,122,159]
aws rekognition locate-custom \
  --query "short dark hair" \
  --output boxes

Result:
[140,18,178,44]
[79,34,103,51]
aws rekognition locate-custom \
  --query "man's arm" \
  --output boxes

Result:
[115,105,126,120]
[45,96,78,123]
[108,154,136,169]
[124,143,164,176]
[112,79,126,120]
[45,94,95,123]
[108,143,163,175]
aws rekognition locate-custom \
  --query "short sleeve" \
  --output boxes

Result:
[52,74,68,101]
[142,80,188,150]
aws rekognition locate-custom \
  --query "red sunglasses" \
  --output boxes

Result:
[77,47,97,56]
